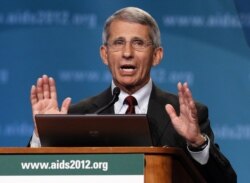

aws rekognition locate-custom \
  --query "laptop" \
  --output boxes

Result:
[35,114,153,147]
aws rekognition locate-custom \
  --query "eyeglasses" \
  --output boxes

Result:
[106,38,154,52]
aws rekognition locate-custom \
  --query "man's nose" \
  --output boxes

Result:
[122,41,134,58]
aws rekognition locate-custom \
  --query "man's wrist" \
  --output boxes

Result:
[30,131,41,148]
[187,134,208,152]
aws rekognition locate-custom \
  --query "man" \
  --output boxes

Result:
[29,7,236,182]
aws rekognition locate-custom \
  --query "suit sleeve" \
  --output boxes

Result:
[193,104,237,183]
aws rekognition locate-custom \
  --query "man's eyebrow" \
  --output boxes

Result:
[112,36,125,40]
[131,36,144,40]
[113,36,145,41]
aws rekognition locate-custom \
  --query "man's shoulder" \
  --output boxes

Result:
[151,85,179,104]
[68,87,112,114]
[152,84,208,113]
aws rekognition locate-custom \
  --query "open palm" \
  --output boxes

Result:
[30,75,71,136]
[165,82,204,146]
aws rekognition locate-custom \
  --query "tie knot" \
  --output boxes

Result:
[124,96,138,114]
[124,95,138,106]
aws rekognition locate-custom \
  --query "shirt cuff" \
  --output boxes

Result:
[30,131,41,148]
[187,136,210,165]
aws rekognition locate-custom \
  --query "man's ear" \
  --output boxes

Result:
[152,47,163,66]
[100,45,109,65]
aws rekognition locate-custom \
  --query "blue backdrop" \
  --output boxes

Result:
[0,0,249,182]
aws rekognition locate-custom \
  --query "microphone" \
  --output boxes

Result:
[94,87,120,114]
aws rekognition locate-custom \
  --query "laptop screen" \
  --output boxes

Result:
[35,114,153,147]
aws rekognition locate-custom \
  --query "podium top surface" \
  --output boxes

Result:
[0,147,181,154]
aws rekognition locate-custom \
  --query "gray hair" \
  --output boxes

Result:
[102,7,161,48]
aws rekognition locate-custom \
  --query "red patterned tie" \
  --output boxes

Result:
[124,96,138,114]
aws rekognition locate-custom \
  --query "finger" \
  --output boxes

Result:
[61,97,71,114]
[183,82,192,99]
[30,85,38,105]
[49,77,57,100]
[36,77,44,100]
[183,82,194,99]
[183,83,195,108]
[189,100,197,119]
[42,75,50,99]
[182,82,192,106]
[165,104,178,120]
[187,91,196,111]
[177,82,183,102]
[182,83,197,118]
[177,82,187,108]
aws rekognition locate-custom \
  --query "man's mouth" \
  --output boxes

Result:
[120,65,136,72]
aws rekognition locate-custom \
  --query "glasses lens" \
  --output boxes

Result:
[107,39,152,51]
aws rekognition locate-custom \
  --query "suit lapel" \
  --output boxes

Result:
[92,87,115,114]
[147,84,179,146]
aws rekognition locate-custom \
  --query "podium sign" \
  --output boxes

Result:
[0,154,144,183]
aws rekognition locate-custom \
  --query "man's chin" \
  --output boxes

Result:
[115,80,136,88]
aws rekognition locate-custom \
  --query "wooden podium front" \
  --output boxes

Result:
[0,147,206,183]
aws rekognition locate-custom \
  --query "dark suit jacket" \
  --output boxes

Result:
[68,83,236,183]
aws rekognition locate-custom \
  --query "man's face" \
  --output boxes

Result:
[100,20,163,93]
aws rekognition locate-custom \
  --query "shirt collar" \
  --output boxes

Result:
[111,79,152,114]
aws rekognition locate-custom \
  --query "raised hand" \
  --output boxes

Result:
[165,82,205,147]
[30,75,71,136]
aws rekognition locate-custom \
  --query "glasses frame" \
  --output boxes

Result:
[105,38,154,52]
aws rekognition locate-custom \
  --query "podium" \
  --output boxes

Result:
[0,147,206,183]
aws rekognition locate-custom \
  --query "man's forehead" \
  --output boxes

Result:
[108,20,150,39]
[109,20,148,30]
